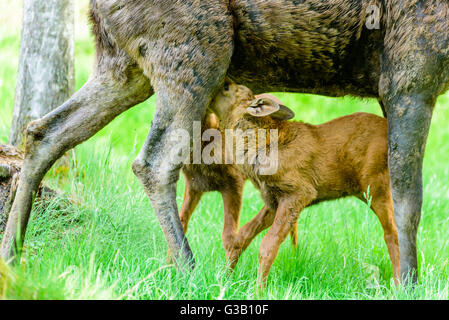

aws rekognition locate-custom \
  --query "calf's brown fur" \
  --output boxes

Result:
[179,113,245,259]
[179,112,298,260]
[210,80,400,285]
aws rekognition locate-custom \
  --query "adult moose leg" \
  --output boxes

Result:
[0,68,152,261]
[127,0,234,267]
[382,92,434,284]
[379,2,449,283]
[132,84,229,269]
[131,61,233,268]
[166,180,203,263]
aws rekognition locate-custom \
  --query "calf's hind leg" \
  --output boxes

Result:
[362,175,400,283]
[0,69,152,261]
[290,224,299,249]
[371,194,400,284]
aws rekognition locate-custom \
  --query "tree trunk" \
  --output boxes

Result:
[9,0,75,147]
[0,145,22,232]
[0,144,57,233]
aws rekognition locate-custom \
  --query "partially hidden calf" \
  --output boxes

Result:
[210,79,400,285]
[178,111,298,261]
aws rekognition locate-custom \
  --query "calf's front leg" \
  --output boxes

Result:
[221,190,243,260]
[228,206,276,269]
[258,195,312,287]
[179,180,204,234]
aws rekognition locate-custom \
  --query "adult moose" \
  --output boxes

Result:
[1,0,448,284]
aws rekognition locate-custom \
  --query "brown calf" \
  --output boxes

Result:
[179,113,245,260]
[210,80,400,285]
[179,112,298,261]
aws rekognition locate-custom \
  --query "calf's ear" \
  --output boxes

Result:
[246,97,295,121]
[204,111,220,129]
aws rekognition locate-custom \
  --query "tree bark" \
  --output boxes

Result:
[0,144,57,233]
[10,0,74,147]
[0,145,24,232]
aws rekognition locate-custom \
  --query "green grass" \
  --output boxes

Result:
[1,1,449,300]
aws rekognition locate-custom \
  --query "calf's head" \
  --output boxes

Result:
[210,79,295,129]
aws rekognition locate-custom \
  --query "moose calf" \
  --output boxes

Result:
[179,112,298,261]
[178,113,245,259]
[210,80,400,285]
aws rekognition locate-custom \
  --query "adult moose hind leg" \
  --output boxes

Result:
[127,0,234,268]
[132,85,228,269]
[166,180,203,263]
[132,70,233,268]
[0,67,152,261]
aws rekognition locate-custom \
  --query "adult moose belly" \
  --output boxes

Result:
[228,0,381,97]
